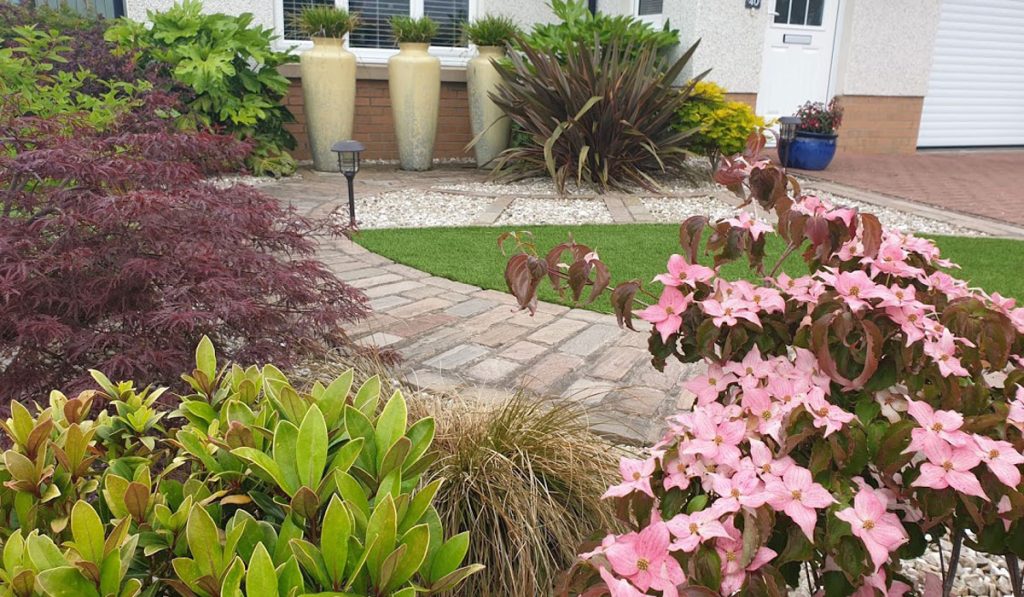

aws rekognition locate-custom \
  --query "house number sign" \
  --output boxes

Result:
[745,0,762,8]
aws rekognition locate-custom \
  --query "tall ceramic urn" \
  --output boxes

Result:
[466,45,510,167]
[300,37,357,172]
[388,42,440,171]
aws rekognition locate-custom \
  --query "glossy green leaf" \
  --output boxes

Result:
[195,335,217,381]
[186,505,222,577]
[272,420,301,495]
[36,567,101,597]
[246,543,278,597]
[365,494,397,586]
[385,524,429,591]
[353,375,381,417]
[295,406,328,489]
[320,370,353,429]
[71,500,105,565]
[374,391,407,471]
[322,496,351,586]
[428,532,469,583]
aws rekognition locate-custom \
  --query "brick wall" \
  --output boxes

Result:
[283,77,474,162]
[835,96,924,155]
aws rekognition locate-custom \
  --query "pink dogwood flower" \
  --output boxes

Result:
[726,212,773,241]
[804,392,854,437]
[922,329,969,377]
[682,365,737,405]
[681,411,746,469]
[711,470,768,512]
[765,466,836,539]
[654,254,715,289]
[904,399,968,453]
[700,297,762,328]
[599,568,651,597]
[637,286,690,343]
[715,521,777,595]
[835,487,909,571]
[748,439,794,479]
[822,269,879,313]
[604,457,656,499]
[912,440,988,501]
[666,509,730,552]
[972,435,1024,488]
[605,522,686,596]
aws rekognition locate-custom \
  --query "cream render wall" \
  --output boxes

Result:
[125,0,276,30]
[833,0,941,97]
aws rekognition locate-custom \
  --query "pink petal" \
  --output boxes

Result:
[946,471,989,501]
[911,463,949,490]
[785,502,818,539]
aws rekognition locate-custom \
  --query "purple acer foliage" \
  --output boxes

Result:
[0,117,369,402]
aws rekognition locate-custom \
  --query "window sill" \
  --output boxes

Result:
[278,62,467,82]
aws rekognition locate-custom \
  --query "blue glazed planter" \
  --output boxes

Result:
[778,131,838,170]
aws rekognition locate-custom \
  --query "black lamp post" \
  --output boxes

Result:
[778,116,800,170]
[331,140,365,227]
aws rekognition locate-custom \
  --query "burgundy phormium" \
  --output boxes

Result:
[0,119,368,402]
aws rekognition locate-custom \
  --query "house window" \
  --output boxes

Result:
[279,0,471,64]
[635,0,664,26]
[774,0,825,26]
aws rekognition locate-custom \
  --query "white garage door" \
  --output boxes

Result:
[917,0,1024,147]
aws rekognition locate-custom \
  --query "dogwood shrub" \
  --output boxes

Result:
[502,132,1024,595]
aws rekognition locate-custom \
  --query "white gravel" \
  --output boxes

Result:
[807,187,987,237]
[495,197,613,225]
[315,176,987,237]
[336,190,491,229]
[640,194,741,223]
[209,175,275,189]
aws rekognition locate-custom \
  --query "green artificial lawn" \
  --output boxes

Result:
[353,224,1024,314]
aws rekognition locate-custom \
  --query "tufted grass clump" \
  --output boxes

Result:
[296,5,360,38]
[462,14,521,47]
[389,15,439,44]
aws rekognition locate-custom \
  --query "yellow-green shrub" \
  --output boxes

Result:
[675,80,764,164]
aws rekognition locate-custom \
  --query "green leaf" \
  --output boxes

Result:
[386,524,429,591]
[289,539,330,588]
[428,532,469,583]
[99,551,122,596]
[246,543,278,597]
[195,336,216,381]
[399,479,442,535]
[429,564,485,594]
[272,420,301,495]
[403,418,434,470]
[36,567,101,597]
[320,370,353,429]
[344,406,377,476]
[354,375,381,417]
[231,448,290,495]
[186,505,222,578]
[295,407,328,489]
[374,391,408,471]
[322,496,352,586]
[365,494,397,586]
[27,534,67,570]
[71,500,106,565]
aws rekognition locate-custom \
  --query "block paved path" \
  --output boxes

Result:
[794,150,1024,228]
[266,173,701,444]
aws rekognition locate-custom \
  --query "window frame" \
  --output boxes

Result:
[633,0,664,27]
[274,0,477,67]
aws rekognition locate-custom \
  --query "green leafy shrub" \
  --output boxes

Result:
[522,0,678,61]
[674,80,766,167]
[490,39,705,192]
[0,339,481,596]
[419,393,621,596]
[105,0,297,176]
[0,26,149,132]
[389,15,439,44]
[295,5,360,39]
[462,14,520,47]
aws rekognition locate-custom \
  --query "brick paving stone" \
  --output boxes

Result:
[521,353,585,393]
[602,386,669,417]
[356,332,403,348]
[500,340,549,362]
[385,297,453,319]
[526,317,588,345]
[470,322,529,348]
[423,277,480,294]
[589,347,648,381]
[384,312,457,338]
[402,285,447,300]
[445,298,497,317]
[400,327,468,361]
[471,289,519,305]
[422,344,489,369]
[466,357,520,382]
[368,295,412,311]
[564,309,613,323]
[460,307,519,331]
[363,281,426,299]
[559,324,624,357]
[383,263,431,279]
[561,378,617,404]
[348,273,405,288]
[337,267,384,281]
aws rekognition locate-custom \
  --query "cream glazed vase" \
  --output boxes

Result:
[466,45,510,167]
[388,42,440,171]
[300,36,356,172]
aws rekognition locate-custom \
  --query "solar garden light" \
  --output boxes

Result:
[778,116,801,170]
[331,140,365,227]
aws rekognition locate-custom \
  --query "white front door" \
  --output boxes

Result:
[756,0,841,122]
